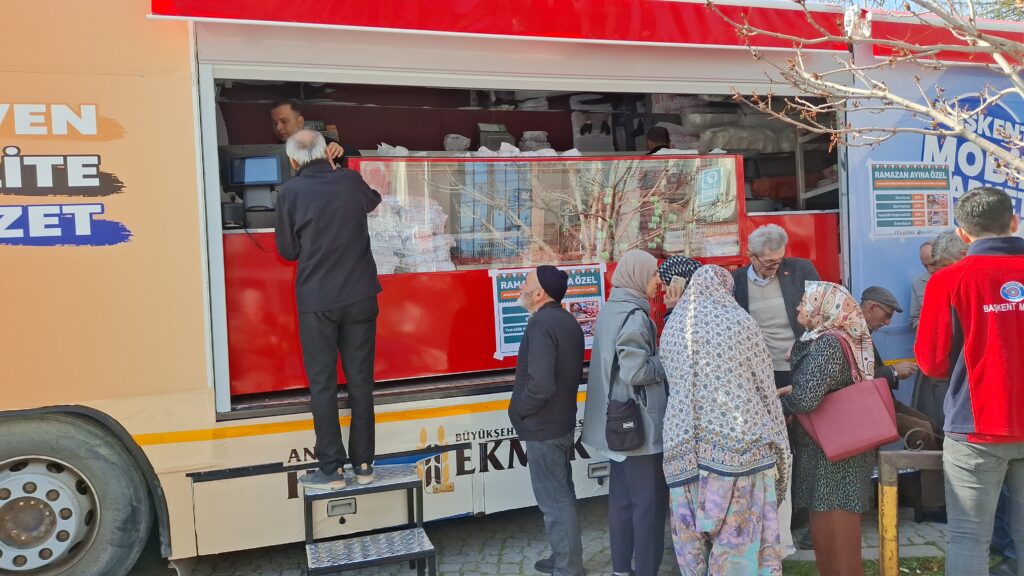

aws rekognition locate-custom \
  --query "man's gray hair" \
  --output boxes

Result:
[932,229,968,264]
[748,224,789,256]
[285,129,327,168]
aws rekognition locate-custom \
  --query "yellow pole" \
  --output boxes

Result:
[877,455,900,576]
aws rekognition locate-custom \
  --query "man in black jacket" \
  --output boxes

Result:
[860,286,940,454]
[276,129,382,490]
[733,224,820,389]
[509,266,585,576]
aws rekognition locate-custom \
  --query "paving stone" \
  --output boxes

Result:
[130,497,951,575]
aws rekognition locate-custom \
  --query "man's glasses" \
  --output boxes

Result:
[752,254,784,268]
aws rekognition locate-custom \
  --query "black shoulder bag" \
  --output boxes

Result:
[605,308,647,452]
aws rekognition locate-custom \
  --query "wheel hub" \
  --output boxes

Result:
[0,459,95,573]
[0,497,57,549]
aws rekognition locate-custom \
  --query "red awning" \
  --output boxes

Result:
[870,13,1024,65]
[150,0,850,51]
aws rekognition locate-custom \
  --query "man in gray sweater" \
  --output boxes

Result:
[509,265,585,576]
[732,224,820,389]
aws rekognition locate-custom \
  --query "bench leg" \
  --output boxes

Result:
[417,557,425,576]
[428,555,437,576]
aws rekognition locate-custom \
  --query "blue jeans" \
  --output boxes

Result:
[943,437,1024,576]
[995,485,1018,560]
[526,434,585,576]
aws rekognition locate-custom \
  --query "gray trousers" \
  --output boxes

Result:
[526,433,585,576]
[944,437,1024,576]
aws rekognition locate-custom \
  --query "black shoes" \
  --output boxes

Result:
[354,463,375,485]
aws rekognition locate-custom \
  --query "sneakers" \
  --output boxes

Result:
[534,557,553,574]
[354,463,375,485]
[298,469,346,490]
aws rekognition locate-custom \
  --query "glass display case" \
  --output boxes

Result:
[222,154,747,396]
[351,155,745,275]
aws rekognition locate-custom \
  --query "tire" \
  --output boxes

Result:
[0,413,153,576]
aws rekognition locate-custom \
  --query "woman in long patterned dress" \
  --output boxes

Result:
[660,265,791,576]
[783,281,877,576]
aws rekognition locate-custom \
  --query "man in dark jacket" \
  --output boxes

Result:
[276,129,382,490]
[733,223,820,389]
[509,265,585,576]
[860,286,918,388]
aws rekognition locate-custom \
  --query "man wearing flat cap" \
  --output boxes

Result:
[861,286,941,455]
[860,286,918,388]
[509,265,586,576]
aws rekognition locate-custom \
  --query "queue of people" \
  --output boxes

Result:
[518,189,1022,576]
[272,133,1021,576]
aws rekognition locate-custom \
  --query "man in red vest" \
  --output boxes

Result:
[915,187,1024,576]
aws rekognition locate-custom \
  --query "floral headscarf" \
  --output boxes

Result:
[800,281,875,379]
[660,265,791,496]
[657,256,702,286]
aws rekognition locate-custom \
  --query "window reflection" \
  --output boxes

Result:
[354,156,740,274]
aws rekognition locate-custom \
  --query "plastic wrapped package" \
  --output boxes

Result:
[518,98,549,111]
[521,131,549,142]
[775,129,798,152]
[519,139,552,151]
[679,110,741,135]
[368,195,455,274]
[377,143,411,156]
[651,94,707,114]
[699,126,779,153]
[444,134,472,152]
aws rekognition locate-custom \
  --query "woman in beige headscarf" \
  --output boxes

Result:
[582,249,669,576]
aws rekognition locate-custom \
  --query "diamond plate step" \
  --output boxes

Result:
[303,463,421,500]
[305,527,435,574]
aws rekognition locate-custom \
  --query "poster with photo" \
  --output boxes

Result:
[870,162,953,237]
[489,264,607,359]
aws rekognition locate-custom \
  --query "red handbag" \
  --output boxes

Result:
[795,332,899,462]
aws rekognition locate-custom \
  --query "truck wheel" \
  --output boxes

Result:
[0,414,153,575]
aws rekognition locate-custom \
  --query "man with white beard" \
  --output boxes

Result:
[508,265,586,576]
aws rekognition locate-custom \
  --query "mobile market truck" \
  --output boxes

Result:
[1,1,1021,574]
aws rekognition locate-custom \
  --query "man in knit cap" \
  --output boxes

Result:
[509,265,586,576]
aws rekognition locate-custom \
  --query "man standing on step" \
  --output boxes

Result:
[277,129,382,490]
[509,266,586,576]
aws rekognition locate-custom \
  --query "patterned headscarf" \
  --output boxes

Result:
[800,281,875,379]
[660,265,791,496]
[612,249,658,298]
[657,256,702,286]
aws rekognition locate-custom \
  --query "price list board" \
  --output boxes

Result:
[870,163,952,238]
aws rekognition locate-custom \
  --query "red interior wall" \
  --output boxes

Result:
[219,101,575,151]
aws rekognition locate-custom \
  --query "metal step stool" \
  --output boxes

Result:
[303,463,436,575]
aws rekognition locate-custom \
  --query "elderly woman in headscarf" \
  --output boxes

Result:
[660,265,791,576]
[657,255,702,319]
[582,249,669,576]
[782,281,876,576]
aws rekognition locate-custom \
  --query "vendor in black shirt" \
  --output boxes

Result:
[271,98,361,167]
[645,126,670,155]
